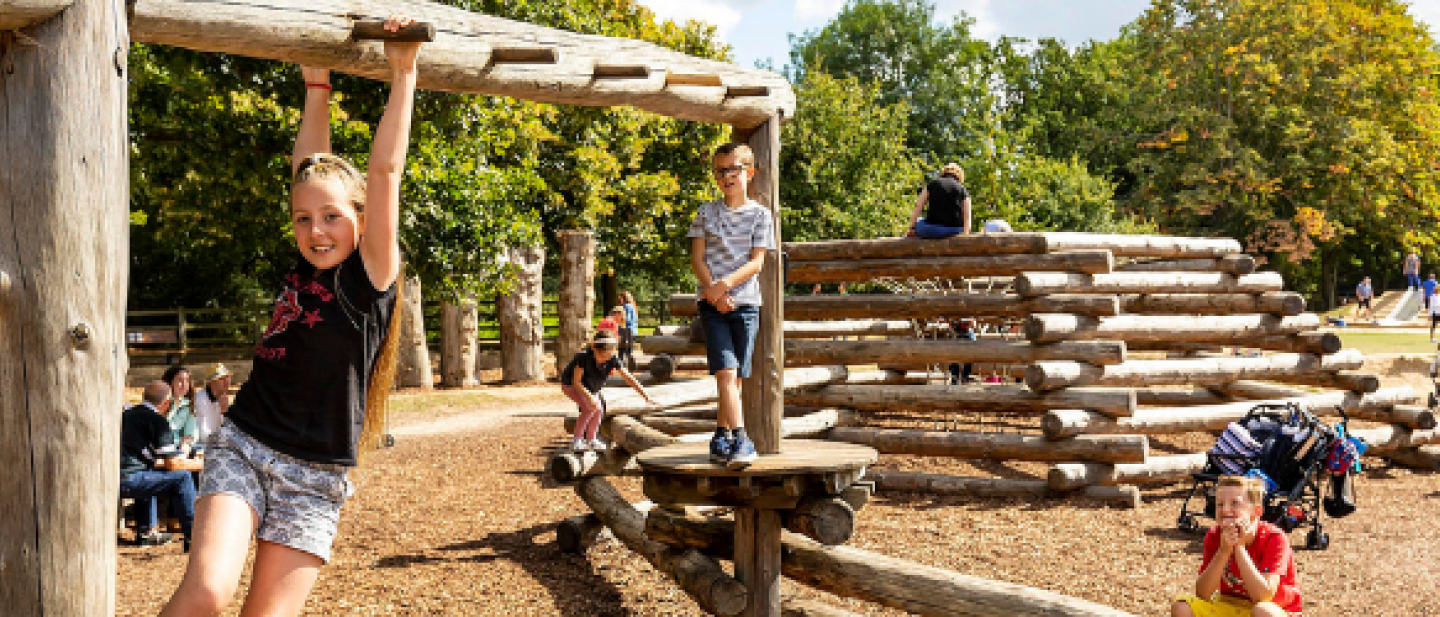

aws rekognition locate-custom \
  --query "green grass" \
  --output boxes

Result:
[1332,330,1438,355]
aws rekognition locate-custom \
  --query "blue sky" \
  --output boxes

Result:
[635,0,1440,70]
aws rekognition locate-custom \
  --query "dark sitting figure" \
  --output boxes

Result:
[120,380,197,550]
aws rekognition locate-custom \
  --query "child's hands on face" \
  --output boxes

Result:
[1218,521,1241,551]
[383,14,423,72]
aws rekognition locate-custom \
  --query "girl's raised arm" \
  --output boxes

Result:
[292,66,333,173]
[362,14,422,291]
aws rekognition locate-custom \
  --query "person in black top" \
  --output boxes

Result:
[120,381,198,549]
[562,331,656,451]
[905,163,972,239]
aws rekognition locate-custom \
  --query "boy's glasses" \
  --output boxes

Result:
[713,165,749,178]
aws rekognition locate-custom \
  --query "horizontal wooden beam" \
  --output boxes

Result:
[827,427,1148,463]
[1024,313,1319,344]
[783,234,1048,261]
[641,337,1126,366]
[1025,350,1364,391]
[127,0,794,128]
[668,293,1121,319]
[653,320,916,339]
[1016,271,1284,296]
[784,384,1137,417]
[865,470,1140,507]
[0,0,72,29]
[1047,453,1208,489]
[1116,255,1255,275]
[786,251,1112,284]
[1119,292,1305,316]
[1040,232,1242,258]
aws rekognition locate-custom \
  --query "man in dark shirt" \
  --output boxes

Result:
[120,381,197,549]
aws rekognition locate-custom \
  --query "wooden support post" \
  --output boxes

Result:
[556,230,597,373]
[498,245,546,382]
[439,299,480,387]
[395,274,433,388]
[0,0,130,612]
[735,507,783,617]
[738,116,783,454]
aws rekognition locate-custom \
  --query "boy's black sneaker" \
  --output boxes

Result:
[709,428,733,465]
[134,530,174,547]
[728,429,758,470]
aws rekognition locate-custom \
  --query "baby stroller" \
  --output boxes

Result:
[1176,403,1352,551]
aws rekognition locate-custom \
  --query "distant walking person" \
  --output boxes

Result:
[1430,288,1440,342]
[1405,251,1421,289]
[1423,275,1436,310]
[1355,277,1374,320]
[905,163,971,239]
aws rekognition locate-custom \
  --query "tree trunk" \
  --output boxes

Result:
[439,299,480,387]
[1047,454,1209,489]
[498,245,546,382]
[784,384,1136,417]
[864,470,1140,508]
[826,428,1147,463]
[785,251,1113,284]
[669,293,1121,319]
[599,270,618,320]
[0,1,129,613]
[556,230,597,374]
[1026,351,1365,391]
[1024,313,1319,344]
[1118,292,1305,316]
[394,274,432,389]
[1016,271,1283,296]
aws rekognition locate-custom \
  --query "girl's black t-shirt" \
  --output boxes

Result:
[227,249,397,466]
[924,176,970,228]
[561,348,622,394]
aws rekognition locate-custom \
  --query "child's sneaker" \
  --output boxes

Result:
[728,429,758,470]
[589,439,608,452]
[571,438,590,452]
[709,428,733,465]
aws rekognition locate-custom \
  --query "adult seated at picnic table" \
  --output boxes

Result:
[905,163,971,239]
[120,380,200,550]
[191,363,233,446]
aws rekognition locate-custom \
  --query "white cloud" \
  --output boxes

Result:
[635,0,746,38]
[794,0,845,23]
[935,0,1002,40]
[1407,0,1440,37]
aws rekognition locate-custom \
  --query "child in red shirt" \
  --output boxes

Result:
[1172,476,1303,617]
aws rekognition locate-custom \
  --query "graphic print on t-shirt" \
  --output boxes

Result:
[255,274,331,361]
[262,288,305,341]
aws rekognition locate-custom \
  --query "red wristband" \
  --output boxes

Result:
[305,82,332,91]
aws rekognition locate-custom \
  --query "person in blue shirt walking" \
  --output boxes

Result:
[1423,274,1436,310]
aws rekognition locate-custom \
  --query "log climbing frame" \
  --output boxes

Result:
[0,0,796,613]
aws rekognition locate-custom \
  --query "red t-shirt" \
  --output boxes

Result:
[597,317,619,332]
[1200,521,1303,614]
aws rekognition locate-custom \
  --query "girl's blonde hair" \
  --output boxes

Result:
[940,163,964,182]
[293,152,400,465]
[293,153,367,212]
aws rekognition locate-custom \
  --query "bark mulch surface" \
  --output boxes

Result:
[119,386,1440,616]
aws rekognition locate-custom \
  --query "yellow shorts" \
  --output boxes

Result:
[1176,595,1301,617]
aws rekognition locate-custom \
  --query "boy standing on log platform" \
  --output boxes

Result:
[1172,476,1303,617]
[688,143,775,469]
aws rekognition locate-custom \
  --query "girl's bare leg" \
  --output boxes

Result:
[236,541,324,617]
[161,494,259,616]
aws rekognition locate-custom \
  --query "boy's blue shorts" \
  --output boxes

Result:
[697,300,760,378]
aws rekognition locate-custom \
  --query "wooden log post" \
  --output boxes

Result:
[556,230,597,374]
[0,0,130,612]
[669,293,1122,319]
[1024,313,1320,344]
[1281,371,1380,393]
[784,384,1137,417]
[1015,271,1284,296]
[1025,350,1365,391]
[1380,446,1440,472]
[498,245,546,382]
[738,116,784,456]
[1116,255,1256,275]
[1210,380,1309,400]
[1047,453,1209,489]
[785,251,1113,284]
[439,299,480,387]
[576,478,749,615]
[648,353,710,381]
[1348,425,1440,453]
[547,448,641,483]
[557,501,653,553]
[1363,405,1438,430]
[826,427,1148,463]
[1131,387,1231,407]
[864,470,1141,508]
[1118,292,1306,316]
[394,274,433,389]
[645,496,856,549]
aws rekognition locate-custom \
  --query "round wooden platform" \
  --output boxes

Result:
[636,439,877,477]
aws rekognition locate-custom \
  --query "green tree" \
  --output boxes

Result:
[779,72,924,241]
[1122,0,1440,305]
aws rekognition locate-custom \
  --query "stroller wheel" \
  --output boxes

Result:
[1178,514,1200,533]
[1305,528,1330,550]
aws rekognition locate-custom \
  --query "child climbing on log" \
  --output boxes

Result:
[1171,475,1303,617]
[689,142,775,469]
[160,15,420,617]
[563,331,656,451]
